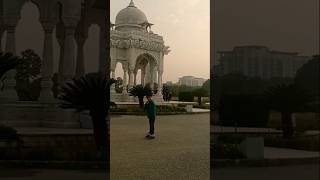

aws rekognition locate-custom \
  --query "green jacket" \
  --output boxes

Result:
[144,100,157,119]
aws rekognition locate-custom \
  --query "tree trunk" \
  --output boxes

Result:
[281,112,294,138]
[198,96,202,106]
[138,96,144,108]
[91,111,108,160]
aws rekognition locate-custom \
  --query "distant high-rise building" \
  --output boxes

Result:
[213,46,310,79]
[178,76,207,87]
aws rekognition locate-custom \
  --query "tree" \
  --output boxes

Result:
[129,84,152,108]
[58,73,115,158]
[0,52,20,79]
[162,84,172,101]
[202,79,210,95]
[295,55,320,111]
[193,87,208,106]
[264,84,312,138]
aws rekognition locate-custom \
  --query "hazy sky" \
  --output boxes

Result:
[3,1,316,82]
[213,0,319,64]
[111,0,210,82]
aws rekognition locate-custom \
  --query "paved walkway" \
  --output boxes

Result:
[0,168,107,180]
[264,147,320,159]
[212,164,319,180]
[16,128,93,135]
[192,108,210,113]
[212,126,282,134]
[110,114,210,180]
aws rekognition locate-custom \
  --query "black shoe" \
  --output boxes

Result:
[147,134,155,139]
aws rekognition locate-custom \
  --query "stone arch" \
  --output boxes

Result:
[16,1,44,56]
[115,61,124,79]
[135,53,158,69]
[134,53,158,86]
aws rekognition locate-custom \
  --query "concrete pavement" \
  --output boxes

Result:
[212,164,319,180]
[264,147,320,159]
[0,168,107,180]
[110,114,210,180]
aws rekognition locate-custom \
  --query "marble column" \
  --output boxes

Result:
[128,69,134,87]
[123,69,128,93]
[111,70,115,79]
[56,22,65,81]
[149,65,155,88]
[75,33,87,78]
[133,72,137,85]
[0,18,19,101]
[0,26,5,51]
[145,63,150,84]
[98,24,107,74]
[5,25,16,55]
[158,70,163,95]
[39,20,55,101]
[110,70,116,93]
[123,70,128,86]
[61,19,77,81]
[153,69,158,85]
[141,68,145,86]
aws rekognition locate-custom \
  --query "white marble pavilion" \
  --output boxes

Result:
[110,0,170,101]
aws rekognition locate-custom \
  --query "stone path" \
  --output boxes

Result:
[212,125,282,134]
[212,164,319,180]
[110,114,210,180]
[192,108,210,113]
[0,168,107,180]
[264,146,320,159]
[16,128,93,135]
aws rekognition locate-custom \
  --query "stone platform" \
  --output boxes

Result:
[0,101,86,128]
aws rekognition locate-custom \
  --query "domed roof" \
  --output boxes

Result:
[115,0,148,26]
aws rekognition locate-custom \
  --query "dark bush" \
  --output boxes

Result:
[0,125,18,140]
[264,135,320,151]
[212,143,245,159]
[178,91,194,102]
[218,94,269,127]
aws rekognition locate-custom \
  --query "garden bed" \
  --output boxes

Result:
[264,134,320,151]
[110,105,187,115]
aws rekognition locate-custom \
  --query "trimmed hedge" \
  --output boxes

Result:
[0,125,18,140]
[218,94,269,127]
[264,135,320,151]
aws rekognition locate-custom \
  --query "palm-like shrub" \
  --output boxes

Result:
[115,77,124,93]
[0,52,20,79]
[129,84,152,108]
[58,73,115,157]
[264,84,312,138]
[15,49,41,101]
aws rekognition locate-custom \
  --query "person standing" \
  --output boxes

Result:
[144,95,157,139]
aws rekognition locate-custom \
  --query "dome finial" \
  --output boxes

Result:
[129,0,135,7]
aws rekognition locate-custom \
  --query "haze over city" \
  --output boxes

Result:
[213,0,319,64]
[1,0,317,82]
